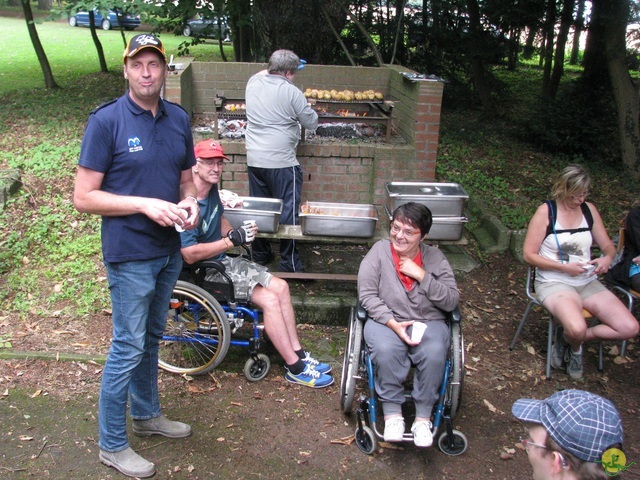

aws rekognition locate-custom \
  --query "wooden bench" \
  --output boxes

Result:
[257,224,467,282]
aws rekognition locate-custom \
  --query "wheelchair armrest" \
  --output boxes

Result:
[447,306,461,324]
[192,259,226,275]
[356,302,368,322]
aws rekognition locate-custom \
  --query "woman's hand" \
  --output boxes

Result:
[564,261,590,277]
[387,319,420,346]
[398,257,425,282]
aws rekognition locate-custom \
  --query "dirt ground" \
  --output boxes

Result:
[0,251,639,479]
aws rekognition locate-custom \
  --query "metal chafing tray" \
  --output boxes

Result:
[299,201,378,238]
[383,204,468,241]
[385,182,469,217]
[224,197,283,233]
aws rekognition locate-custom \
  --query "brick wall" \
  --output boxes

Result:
[172,60,444,206]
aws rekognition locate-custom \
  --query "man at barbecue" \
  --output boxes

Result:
[179,139,333,388]
[245,49,318,273]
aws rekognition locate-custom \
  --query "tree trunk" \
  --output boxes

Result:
[548,0,575,98]
[540,0,556,98]
[37,0,52,11]
[228,0,253,62]
[88,11,108,73]
[466,0,495,116]
[522,26,537,60]
[21,0,58,89]
[602,0,640,176]
[582,0,610,87]
[252,0,347,64]
[569,0,585,65]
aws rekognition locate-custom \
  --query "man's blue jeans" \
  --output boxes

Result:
[98,252,182,452]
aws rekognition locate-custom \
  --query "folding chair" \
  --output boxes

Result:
[609,228,639,357]
[509,266,603,378]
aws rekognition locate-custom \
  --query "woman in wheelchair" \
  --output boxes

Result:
[178,139,333,388]
[523,164,638,380]
[358,202,459,447]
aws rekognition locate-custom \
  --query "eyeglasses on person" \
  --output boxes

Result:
[197,159,225,168]
[390,222,420,238]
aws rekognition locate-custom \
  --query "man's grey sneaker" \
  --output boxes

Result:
[99,447,155,478]
[550,326,567,370]
[301,351,332,374]
[132,414,192,438]
[565,348,584,380]
[285,364,334,388]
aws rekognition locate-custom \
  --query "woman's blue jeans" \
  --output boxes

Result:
[98,252,182,452]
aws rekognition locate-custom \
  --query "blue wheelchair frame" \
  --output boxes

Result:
[159,258,272,381]
[340,304,467,455]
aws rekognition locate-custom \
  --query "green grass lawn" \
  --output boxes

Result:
[0,15,232,94]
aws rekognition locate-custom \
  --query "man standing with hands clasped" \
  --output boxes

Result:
[74,34,199,478]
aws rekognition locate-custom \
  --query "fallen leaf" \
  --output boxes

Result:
[527,345,536,355]
[30,389,42,398]
[299,451,311,456]
[52,330,73,335]
[500,451,514,460]
[483,399,505,415]
[613,356,629,365]
[18,435,34,441]
[330,435,355,445]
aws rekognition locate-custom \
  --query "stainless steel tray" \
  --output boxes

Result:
[429,217,468,241]
[224,197,283,233]
[299,201,378,238]
[385,182,469,217]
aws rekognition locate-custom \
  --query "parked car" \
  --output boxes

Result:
[68,8,141,31]
[183,15,231,40]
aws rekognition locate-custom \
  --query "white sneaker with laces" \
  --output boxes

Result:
[383,417,405,442]
[411,420,433,447]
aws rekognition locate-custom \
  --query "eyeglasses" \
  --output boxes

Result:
[521,438,548,452]
[197,159,225,168]
[520,438,569,468]
[390,222,419,238]
[571,191,589,199]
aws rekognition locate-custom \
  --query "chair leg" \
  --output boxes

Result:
[546,316,553,379]
[621,340,627,357]
[509,301,535,350]
[598,341,604,372]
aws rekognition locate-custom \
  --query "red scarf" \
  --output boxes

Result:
[391,244,423,291]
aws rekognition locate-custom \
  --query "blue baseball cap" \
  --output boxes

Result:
[512,389,623,462]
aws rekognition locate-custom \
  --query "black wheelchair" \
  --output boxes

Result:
[339,303,468,455]
[158,258,271,381]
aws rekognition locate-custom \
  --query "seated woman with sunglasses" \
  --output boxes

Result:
[358,202,459,448]
[522,164,638,380]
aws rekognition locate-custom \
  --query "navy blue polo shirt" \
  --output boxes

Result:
[78,93,196,263]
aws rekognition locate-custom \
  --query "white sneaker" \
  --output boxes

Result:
[411,420,433,447]
[383,417,405,442]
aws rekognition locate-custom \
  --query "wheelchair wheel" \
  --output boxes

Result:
[159,280,231,375]
[339,307,363,414]
[243,353,271,382]
[355,425,377,455]
[437,429,468,456]
[447,322,464,418]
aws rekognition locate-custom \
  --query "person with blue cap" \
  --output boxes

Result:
[512,389,625,479]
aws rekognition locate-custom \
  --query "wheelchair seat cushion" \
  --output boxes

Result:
[205,256,273,302]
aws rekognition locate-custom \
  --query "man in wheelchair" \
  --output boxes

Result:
[358,202,459,447]
[178,139,333,388]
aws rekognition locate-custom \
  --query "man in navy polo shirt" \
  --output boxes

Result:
[74,33,199,478]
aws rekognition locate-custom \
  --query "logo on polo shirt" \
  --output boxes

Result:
[128,137,143,153]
